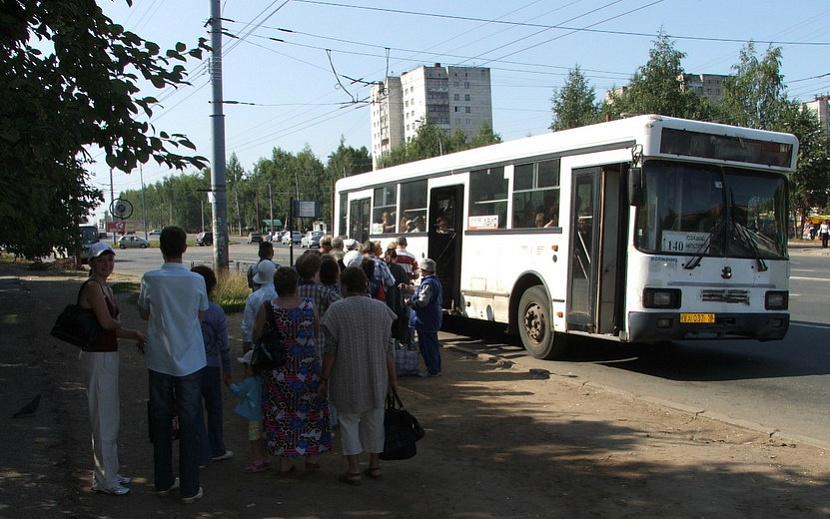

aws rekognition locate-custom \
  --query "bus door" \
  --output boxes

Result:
[348,198,371,244]
[428,185,463,311]
[567,165,625,335]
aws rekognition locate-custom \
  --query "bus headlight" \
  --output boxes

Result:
[765,291,788,310]
[643,288,681,309]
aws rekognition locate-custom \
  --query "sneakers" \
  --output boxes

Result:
[417,370,441,378]
[181,487,204,504]
[92,484,130,496]
[156,477,180,496]
[211,450,234,461]
[117,474,131,485]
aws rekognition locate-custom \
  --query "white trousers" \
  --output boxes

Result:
[337,408,385,456]
[80,351,120,489]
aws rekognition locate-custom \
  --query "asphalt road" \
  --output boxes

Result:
[109,240,830,449]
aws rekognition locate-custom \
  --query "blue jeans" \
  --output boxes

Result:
[148,369,202,498]
[197,366,227,462]
[417,330,441,375]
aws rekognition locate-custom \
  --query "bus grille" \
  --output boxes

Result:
[700,289,750,305]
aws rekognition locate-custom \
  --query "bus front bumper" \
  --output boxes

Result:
[626,312,789,343]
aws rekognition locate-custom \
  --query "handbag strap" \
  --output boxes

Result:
[387,389,405,410]
[262,302,284,340]
[75,279,94,305]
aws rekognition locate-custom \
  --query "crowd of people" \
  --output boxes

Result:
[74,226,444,501]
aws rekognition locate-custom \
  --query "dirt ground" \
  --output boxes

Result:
[2,262,830,519]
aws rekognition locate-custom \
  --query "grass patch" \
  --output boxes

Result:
[215,270,250,314]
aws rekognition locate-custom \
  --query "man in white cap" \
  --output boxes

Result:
[406,258,443,377]
[241,260,278,354]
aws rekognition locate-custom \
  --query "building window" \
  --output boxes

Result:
[464,94,471,101]
[454,94,460,101]
[512,159,561,228]
[465,106,471,114]
[464,82,470,89]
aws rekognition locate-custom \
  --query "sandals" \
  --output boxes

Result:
[278,465,297,476]
[338,471,362,486]
[244,460,270,473]
[363,467,382,480]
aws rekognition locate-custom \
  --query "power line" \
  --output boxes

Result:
[291,0,830,47]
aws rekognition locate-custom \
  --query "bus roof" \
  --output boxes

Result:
[340,115,798,190]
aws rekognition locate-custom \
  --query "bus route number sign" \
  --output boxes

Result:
[661,230,708,253]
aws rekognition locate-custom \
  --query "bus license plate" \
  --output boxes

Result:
[680,313,716,324]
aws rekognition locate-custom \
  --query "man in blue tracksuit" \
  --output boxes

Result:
[407,258,443,377]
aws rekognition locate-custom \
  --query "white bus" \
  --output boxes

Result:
[334,115,797,359]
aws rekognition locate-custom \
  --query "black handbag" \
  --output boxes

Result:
[251,303,287,371]
[50,280,100,351]
[380,390,424,461]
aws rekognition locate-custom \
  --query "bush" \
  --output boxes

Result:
[214,271,249,314]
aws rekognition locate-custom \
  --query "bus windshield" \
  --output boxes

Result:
[635,160,787,260]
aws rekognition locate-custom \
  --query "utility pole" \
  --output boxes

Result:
[268,183,274,237]
[109,167,116,244]
[209,0,229,270]
[140,164,148,240]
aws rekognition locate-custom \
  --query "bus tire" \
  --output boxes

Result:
[518,286,565,360]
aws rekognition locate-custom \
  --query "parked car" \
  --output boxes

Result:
[281,231,302,245]
[196,231,213,246]
[118,235,150,249]
[247,232,263,244]
[301,230,325,248]
[148,229,161,236]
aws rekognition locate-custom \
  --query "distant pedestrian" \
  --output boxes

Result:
[139,226,210,503]
[394,236,419,281]
[241,260,278,354]
[821,220,830,248]
[404,258,443,377]
[247,241,279,292]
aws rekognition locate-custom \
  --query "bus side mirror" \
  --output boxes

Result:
[628,167,643,206]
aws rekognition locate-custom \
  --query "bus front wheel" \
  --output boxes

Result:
[518,286,565,360]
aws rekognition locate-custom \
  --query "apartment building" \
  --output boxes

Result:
[370,64,492,169]
[680,73,728,104]
[806,95,830,134]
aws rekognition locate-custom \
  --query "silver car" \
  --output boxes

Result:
[118,235,150,249]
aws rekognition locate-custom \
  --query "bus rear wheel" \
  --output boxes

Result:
[518,286,566,360]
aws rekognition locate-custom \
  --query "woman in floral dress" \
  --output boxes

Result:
[253,267,332,474]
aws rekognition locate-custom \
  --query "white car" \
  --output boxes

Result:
[118,235,150,249]
[281,231,302,245]
[301,231,324,248]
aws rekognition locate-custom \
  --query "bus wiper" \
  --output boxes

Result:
[732,221,768,272]
[684,217,724,270]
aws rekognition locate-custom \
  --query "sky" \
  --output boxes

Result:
[88,0,830,223]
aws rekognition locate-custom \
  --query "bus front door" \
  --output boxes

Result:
[428,185,463,311]
[567,165,625,335]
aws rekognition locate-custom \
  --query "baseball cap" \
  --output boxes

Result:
[419,258,436,272]
[88,242,115,259]
[252,260,277,285]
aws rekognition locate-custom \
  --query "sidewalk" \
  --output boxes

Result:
[2,262,830,518]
